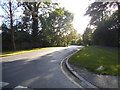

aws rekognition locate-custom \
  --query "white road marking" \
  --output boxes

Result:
[0,82,9,88]
[14,85,28,88]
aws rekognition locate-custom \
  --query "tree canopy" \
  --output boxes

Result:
[1,0,81,51]
[83,2,119,47]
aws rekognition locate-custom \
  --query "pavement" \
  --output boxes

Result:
[1,46,84,89]
[65,51,119,88]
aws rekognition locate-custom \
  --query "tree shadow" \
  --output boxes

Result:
[2,47,79,88]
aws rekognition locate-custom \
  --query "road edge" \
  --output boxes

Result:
[66,58,98,88]
[1,47,61,57]
[60,47,84,88]
[60,46,98,88]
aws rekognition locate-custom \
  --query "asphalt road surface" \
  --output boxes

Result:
[2,46,83,88]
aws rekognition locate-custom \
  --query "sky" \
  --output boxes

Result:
[57,0,93,35]
[0,7,3,26]
[0,0,94,35]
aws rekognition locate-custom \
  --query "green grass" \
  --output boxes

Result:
[0,47,60,57]
[69,46,119,75]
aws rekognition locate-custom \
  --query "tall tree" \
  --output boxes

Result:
[22,2,58,47]
[0,0,21,50]
[84,2,119,47]
[44,8,74,46]
[83,26,93,46]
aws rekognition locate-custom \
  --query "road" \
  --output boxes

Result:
[2,46,83,88]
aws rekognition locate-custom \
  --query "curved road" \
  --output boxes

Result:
[2,46,83,88]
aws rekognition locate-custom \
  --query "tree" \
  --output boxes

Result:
[2,23,12,50]
[92,11,118,47]
[43,8,74,46]
[84,2,119,47]
[0,0,21,50]
[1,1,77,51]
[22,2,58,47]
[83,26,93,46]
[85,2,120,25]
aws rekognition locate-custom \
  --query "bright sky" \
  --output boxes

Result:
[0,7,3,26]
[0,0,94,35]
[57,0,93,35]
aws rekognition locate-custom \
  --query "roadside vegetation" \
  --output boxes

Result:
[0,0,82,52]
[0,47,62,57]
[83,2,119,47]
[69,46,119,75]
[70,2,120,76]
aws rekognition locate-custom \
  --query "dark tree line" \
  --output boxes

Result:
[1,0,81,51]
[83,2,120,47]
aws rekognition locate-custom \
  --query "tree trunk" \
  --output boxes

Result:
[9,1,16,50]
[116,2,120,47]
[32,4,39,47]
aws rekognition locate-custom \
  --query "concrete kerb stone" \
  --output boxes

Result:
[60,47,84,88]
[66,58,98,88]
[64,46,98,88]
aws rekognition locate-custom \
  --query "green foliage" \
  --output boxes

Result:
[1,1,79,51]
[83,2,119,47]
[83,27,93,46]
[85,2,109,25]
[38,8,76,47]
[2,23,12,50]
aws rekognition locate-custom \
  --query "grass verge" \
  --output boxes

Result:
[69,46,119,76]
[1,47,60,57]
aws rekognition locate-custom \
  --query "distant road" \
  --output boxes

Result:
[2,46,83,88]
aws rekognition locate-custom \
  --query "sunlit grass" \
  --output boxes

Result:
[0,47,61,57]
[69,46,119,75]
